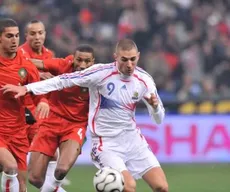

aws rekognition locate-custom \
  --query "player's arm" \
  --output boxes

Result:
[29,58,55,79]
[25,63,106,95]
[30,59,44,70]
[142,76,165,124]
[1,64,107,97]
[30,55,74,72]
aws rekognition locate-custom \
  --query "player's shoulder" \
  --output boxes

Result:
[48,54,74,63]
[63,54,74,63]
[18,43,28,53]
[44,47,54,58]
[18,43,26,49]
[18,45,31,58]
[89,62,116,72]
[65,54,74,60]
[56,55,75,73]
[19,54,37,71]
[134,66,154,81]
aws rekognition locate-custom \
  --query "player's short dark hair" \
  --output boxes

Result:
[28,19,42,24]
[76,44,95,58]
[115,39,138,53]
[25,20,45,33]
[0,18,18,35]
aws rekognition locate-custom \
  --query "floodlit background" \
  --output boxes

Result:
[1,0,230,191]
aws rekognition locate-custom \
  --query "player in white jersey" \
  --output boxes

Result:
[2,39,168,192]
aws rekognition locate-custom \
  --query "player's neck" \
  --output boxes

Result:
[119,73,132,81]
[0,49,16,59]
[32,47,43,55]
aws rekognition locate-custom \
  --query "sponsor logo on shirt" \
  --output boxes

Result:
[121,85,127,90]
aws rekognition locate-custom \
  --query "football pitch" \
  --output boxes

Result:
[27,163,229,192]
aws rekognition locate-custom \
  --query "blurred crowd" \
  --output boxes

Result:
[1,0,230,102]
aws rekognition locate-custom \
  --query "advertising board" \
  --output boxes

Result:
[77,115,230,164]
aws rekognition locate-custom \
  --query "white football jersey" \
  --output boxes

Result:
[26,62,165,136]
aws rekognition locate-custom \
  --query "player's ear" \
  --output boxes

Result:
[0,33,3,43]
[137,52,140,59]
[113,53,117,61]
[25,32,28,40]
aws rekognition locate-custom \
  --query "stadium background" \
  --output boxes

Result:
[1,0,230,191]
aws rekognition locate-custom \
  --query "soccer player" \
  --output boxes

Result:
[18,20,68,190]
[0,18,49,192]
[2,39,168,192]
[25,45,94,191]
[19,20,53,143]
[20,20,54,80]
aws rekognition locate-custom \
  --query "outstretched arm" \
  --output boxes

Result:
[30,55,74,73]
[26,76,66,95]
[26,62,105,94]
[1,74,86,98]
[1,63,108,97]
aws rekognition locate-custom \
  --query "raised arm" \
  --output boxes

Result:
[142,76,165,124]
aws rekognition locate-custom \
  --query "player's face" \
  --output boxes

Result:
[0,26,19,53]
[26,22,46,50]
[73,51,94,71]
[114,48,140,76]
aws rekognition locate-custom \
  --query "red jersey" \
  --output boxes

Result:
[19,42,53,60]
[18,43,53,114]
[0,51,47,134]
[43,55,89,124]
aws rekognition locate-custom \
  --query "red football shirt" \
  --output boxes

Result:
[43,55,89,125]
[0,51,47,134]
[19,42,53,60]
[18,43,53,114]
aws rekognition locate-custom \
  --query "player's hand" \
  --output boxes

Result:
[35,102,50,119]
[39,72,54,80]
[1,84,27,98]
[145,93,159,109]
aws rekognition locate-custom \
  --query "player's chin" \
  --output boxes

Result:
[33,43,42,48]
[126,71,133,76]
[9,48,17,53]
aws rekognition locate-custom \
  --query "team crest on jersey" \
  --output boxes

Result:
[132,91,139,100]
[18,68,27,79]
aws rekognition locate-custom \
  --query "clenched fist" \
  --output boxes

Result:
[145,93,159,109]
